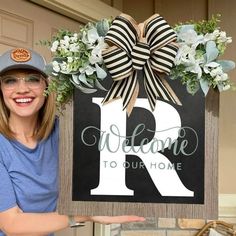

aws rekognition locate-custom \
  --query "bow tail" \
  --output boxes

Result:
[102,72,138,115]
[144,61,182,111]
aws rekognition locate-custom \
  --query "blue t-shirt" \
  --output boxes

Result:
[0,119,59,236]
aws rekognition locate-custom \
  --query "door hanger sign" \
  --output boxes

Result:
[72,78,205,205]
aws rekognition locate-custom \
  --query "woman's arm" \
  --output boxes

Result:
[0,206,75,235]
[0,206,145,236]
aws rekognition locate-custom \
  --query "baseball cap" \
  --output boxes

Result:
[0,48,47,77]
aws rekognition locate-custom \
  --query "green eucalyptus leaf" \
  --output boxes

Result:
[96,19,110,36]
[44,64,54,76]
[53,57,66,63]
[217,60,235,72]
[94,79,107,91]
[205,41,219,63]
[76,74,94,88]
[71,79,97,93]
[200,78,210,96]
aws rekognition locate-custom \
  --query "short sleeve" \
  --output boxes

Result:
[0,160,17,212]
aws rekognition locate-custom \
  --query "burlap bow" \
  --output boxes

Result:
[102,14,182,115]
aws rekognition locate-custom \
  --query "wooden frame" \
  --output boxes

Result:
[58,88,219,219]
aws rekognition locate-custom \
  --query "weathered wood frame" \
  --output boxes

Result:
[58,89,219,218]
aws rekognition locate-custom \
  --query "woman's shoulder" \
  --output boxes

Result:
[0,134,11,162]
[0,133,11,148]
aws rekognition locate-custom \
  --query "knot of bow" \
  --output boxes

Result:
[102,14,181,115]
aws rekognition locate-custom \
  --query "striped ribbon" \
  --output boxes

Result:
[102,13,182,115]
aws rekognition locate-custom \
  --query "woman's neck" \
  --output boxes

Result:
[9,115,39,148]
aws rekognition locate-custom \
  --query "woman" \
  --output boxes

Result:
[0,48,145,236]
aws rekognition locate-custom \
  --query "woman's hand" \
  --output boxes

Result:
[85,215,146,224]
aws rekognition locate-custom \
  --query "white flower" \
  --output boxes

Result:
[226,37,232,44]
[60,61,68,71]
[69,43,80,52]
[214,75,222,82]
[214,73,228,82]
[70,36,78,43]
[89,38,107,64]
[67,57,73,63]
[60,39,69,49]
[204,63,229,82]
[204,29,220,42]
[223,84,231,91]
[217,31,232,44]
[52,61,60,73]
[213,29,220,36]
[89,48,101,64]
[221,73,229,81]
[59,39,65,45]
[175,44,196,66]
[203,62,220,74]
[217,31,227,43]
[210,67,223,77]
[51,40,59,52]
[79,64,95,76]
[64,35,70,42]
[59,61,72,73]
[178,28,204,48]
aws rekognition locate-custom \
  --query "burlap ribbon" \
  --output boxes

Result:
[102,13,182,115]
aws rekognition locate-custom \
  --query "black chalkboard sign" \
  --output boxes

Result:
[72,74,205,205]
[58,72,218,218]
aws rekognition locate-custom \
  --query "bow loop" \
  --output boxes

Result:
[144,14,177,52]
[103,46,132,80]
[102,14,181,115]
[105,14,139,53]
[150,42,179,74]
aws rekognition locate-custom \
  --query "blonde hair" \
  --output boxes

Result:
[0,84,56,141]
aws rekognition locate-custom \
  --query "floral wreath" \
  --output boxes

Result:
[42,14,235,114]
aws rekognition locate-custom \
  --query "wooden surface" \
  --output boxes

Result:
[58,89,219,218]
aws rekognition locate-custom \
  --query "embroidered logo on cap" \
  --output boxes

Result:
[11,48,31,62]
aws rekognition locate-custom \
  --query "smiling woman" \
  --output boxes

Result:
[0,48,55,142]
[0,47,145,236]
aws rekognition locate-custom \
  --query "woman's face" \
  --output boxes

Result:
[0,69,47,120]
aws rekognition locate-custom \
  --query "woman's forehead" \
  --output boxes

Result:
[2,69,42,76]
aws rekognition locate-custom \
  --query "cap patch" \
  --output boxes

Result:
[11,48,31,62]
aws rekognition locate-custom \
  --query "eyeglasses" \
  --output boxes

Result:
[0,74,45,90]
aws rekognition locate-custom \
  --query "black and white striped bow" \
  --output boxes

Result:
[102,14,181,115]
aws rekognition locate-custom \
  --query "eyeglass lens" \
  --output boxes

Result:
[1,74,43,90]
